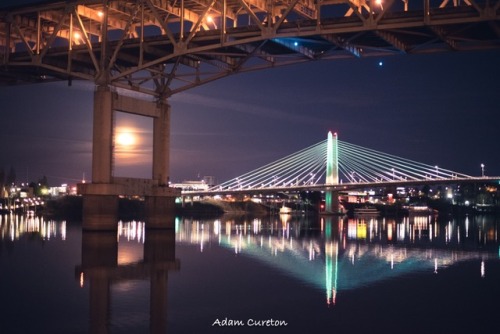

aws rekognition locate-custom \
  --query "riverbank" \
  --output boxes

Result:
[42,196,272,220]
[39,196,500,220]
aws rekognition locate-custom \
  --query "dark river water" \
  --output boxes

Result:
[1,213,499,334]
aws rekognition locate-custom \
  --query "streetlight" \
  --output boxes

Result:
[309,173,315,185]
[435,165,439,178]
[481,163,485,177]
[206,15,217,29]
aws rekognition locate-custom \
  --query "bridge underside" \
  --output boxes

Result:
[1,1,500,95]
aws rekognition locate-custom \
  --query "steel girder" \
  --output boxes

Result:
[0,0,499,96]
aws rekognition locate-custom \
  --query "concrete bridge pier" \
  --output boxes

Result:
[78,86,180,230]
[144,196,176,229]
[82,195,119,231]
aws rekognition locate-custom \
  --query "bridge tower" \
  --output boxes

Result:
[324,131,339,213]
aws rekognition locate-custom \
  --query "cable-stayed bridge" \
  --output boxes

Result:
[2,0,499,227]
[183,131,499,197]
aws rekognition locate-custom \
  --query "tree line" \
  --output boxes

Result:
[0,167,16,187]
[0,167,50,196]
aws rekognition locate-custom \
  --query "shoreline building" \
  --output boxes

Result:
[171,176,217,191]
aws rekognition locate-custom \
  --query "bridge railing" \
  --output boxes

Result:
[182,176,499,196]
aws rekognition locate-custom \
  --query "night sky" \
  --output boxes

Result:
[1,1,500,186]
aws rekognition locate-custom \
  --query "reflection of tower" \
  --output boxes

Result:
[76,217,180,334]
[145,230,178,334]
[325,131,339,213]
[79,231,117,334]
[323,217,339,306]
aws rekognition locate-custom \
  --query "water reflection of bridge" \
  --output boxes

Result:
[174,215,499,305]
[76,225,179,334]
[1,213,498,308]
[0,214,179,334]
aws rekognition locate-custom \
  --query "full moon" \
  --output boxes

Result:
[116,132,136,146]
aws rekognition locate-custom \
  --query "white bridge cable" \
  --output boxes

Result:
[341,154,395,182]
[263,142,325,186]
[337,144,394,182]
[339,147,438,182]
[212,140,327,190]
[338,140,471,181]
[210,138,473,191]
[339,145,427,182]
[339,157,387,183]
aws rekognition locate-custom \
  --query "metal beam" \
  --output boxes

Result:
[1,0,500,94]
[73,6,100,73]
[185,0,217,45]
[375,30,408,53]
[272,37,316,59]
[273,0,301,32]
[237,0,266,30]
[321,34,362,57]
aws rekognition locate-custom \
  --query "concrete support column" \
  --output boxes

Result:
[82,195,119,231]
[153,101,170,186]
[79,89,180,231]
[145,196,176,229]
[92,86,114,184]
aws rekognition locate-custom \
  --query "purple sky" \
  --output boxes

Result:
[1,50,499,186]
[1,1,499,186]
